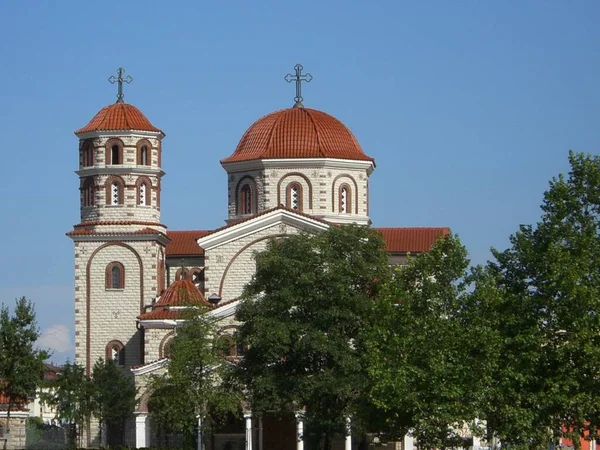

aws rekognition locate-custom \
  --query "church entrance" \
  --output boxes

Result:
[262,412,296,450]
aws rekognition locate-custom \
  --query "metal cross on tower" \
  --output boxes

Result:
[108,67,133,103]
[285,63,313,108]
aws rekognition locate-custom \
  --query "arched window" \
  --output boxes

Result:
[111,145,120,165]
[106,262,125,289]
[339,184,352,214]
[82,141,94,167]
[111,183,120,205]
[141,146,149,165]
[105,139,124,166]
[286,182,303,211]
[175,268,189,281]
[105,340,125,366]
[82,178,95,207]
[192,268,205,294]
[138,182,149,206]
[240,184,253,215]
[106,177,125,206]
[160,334,174,359]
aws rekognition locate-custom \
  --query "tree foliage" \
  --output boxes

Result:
[148,312,241,447]
[365,234,498,449]
[479,151,600,449]
[42,362,94,448]
[235,225,392,449]
[91,358,137,447]
[0,297,48,448]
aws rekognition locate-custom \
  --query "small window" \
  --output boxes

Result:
[106,340,125,365]
[106,177,124,206]
[111,183,120,205]
[240,184,252,215]
[175,268,189,281]
[106,262,125,289]
[339,184,352,214]
[192,269,205,294]
[139,183,147,206]
[141,146,149,166]
[82,142,94,167]
[111,145,120,165]
[82,178,94,207]
[286,182,303,211]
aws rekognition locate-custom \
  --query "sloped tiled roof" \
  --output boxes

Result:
[166,230,209,256]
[155,279,207,307]
[138,280,207,321]
[75,102,163,134]
[373,227,450,253]
[221,108,374,163]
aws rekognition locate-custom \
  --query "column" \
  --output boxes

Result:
[258,413,264,450]
[244,411,253,450]
[345,417,352,450]
[403,433,414,450]
[135,413,150,448]
[472,435,480,450]
[295,411,304,450]
[197,415,203,450]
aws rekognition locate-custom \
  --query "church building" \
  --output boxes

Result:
[67,66,449,449]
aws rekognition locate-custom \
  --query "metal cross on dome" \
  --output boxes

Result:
[108,67,133,103]
[285,63,312,108]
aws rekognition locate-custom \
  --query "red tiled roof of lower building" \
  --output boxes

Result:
[166,230,209,256]
[75,102,163,135]
[155,280,207,307]
[373,227,450,253]
[138,308,183,320]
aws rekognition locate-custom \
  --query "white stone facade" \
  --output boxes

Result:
[223,158,374,226]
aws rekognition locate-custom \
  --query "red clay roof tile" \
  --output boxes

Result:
[155,279,207,307]
[373,227,450,253]
[75,102,163,134]
[221,108,374,163]
[166,230,209,256]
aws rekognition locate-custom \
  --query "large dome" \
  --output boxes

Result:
[221,107,374,164]
[75,102,163,135]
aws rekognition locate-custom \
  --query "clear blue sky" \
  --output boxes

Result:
[0,1,598,362]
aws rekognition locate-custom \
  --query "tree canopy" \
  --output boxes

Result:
[235,224,392,449]
[148,312,241,447]
[479,151,600,449]
[0,297,48,448]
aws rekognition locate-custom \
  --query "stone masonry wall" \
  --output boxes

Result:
[204,222,302,302]
[226,163,370,225]
[73,239,165,371]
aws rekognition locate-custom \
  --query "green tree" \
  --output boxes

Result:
[148,312,241,449]
[235,225,392,449]
[480,152,600,449]
[365,234,497,449]
[42,362,94,448]
[0,297,49,449]
[91,358,137,448]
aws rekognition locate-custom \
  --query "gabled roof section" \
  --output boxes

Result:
[373,227,450,253]
[197,205,330,251]
[166,230,210,256]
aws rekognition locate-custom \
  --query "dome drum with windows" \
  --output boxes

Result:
[222,107,375,225]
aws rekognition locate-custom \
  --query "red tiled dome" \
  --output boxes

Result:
[155,279,206,307]
[221,107,374,164]
[75,102,163,135]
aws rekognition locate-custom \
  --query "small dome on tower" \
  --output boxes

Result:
[75,102,163,135]
[221,107,374,164]
[155,279,207,307]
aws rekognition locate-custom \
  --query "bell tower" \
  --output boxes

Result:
[68,68,169,397]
